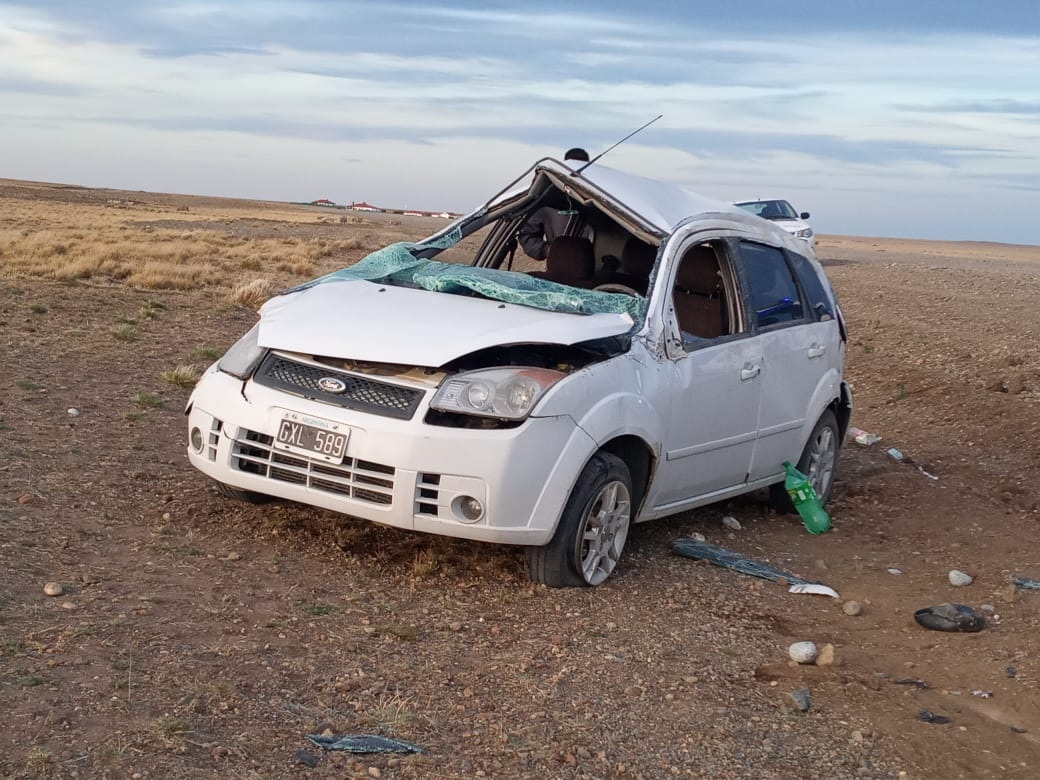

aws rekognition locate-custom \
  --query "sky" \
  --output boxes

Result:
[1,1,1038,243]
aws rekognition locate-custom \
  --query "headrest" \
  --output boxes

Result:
[620,238,657,277]
[675,245,721,296]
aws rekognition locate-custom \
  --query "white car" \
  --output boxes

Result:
[186,158,850,587]
[734,199,816,250]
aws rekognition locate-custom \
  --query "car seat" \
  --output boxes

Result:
[529,236,596,287]
[673,245,725,339]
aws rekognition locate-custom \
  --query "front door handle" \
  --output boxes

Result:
[740,363,761,381]
[807,344,826,359]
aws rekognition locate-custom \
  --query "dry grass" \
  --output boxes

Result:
[0,193,378,292]
[230,278,278,309]
[160,364,201,387]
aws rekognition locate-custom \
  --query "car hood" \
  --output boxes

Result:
[256,280,635,367]
[772,218,809,233]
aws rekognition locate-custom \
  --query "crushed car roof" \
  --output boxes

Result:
[491,158,757,238]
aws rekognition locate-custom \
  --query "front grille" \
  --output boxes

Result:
[231,429,394,505]
[252,354,423,420]
[416,472,442,516]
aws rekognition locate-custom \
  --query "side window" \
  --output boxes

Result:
[672,242,732,348]
[739,242,804,328]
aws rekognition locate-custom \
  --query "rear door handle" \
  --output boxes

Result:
[740,363,761,381]
[807,344,826,359]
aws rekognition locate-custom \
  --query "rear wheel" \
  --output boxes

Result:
[525,452,632,587]
[769,409,839,512]
[214,481,273,504]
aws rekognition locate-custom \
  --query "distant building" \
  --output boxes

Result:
[349,201,382,212]
[310,198,338,207]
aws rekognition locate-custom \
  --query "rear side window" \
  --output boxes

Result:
[739,242,803,328]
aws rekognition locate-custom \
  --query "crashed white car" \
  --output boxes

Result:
[186,158,851,587]
[734,198,816,251]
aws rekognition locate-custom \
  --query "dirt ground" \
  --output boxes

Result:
[1,181,1039,779]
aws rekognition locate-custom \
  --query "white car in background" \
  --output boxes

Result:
[186,159,849,587]
[735,199,815,251]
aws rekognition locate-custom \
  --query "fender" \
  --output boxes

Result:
[797,367,843,448]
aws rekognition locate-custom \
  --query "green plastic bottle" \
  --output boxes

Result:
[783,461,831,534]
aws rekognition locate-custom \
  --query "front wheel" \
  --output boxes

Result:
[769,409,839,512]
[525,452,633,588]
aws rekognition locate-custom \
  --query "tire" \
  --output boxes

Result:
[769,409,840,513]
[214,480,273,504]
[525,452,633,588]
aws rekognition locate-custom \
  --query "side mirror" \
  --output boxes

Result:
[800,212,810,220]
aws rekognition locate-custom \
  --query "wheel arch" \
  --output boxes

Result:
[599,434,656,518]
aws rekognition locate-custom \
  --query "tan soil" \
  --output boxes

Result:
[1,181,1039,779]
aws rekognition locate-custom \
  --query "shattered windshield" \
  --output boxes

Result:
[285,229,645,320]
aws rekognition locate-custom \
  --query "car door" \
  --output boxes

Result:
[650,237,764,508]
[735,241,829,481]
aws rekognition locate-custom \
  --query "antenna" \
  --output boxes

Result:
[574,114,663,175]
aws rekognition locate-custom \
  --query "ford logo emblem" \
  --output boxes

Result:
[317,377,347,394]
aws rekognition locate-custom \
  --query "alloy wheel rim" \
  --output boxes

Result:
[806,427,835,498]
[579,480,632,586]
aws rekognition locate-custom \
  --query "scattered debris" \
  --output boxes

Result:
[782,689,811,713]
[295,749,318,767]
[67,408,80,417]
[971,690,993,699]
[789,641,819,664]
[671,539,840,598]
[848,426,881,445]
[307,734,422,754]
[895,679,929,689]
[918,710,951,725]
[913,603,986,633]
[687,532,706,542]
[1012,575,1040,590]
[916,465,939,480]
[782,461,831,534]
[1011,726,1028,734]
[1006,666,1018,679]
[721,515,742,531]
[42,582,64,597]
[887,568,903,576]
[886,448,904,461]
[948,570,973,587]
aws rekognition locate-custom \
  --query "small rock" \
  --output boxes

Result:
[162,512,171,522]
[782,689,811,713]
[17,494,33,505]
[367,767,382,778]
[448,622,462,632]
[576,747,591,759]
[980,604,995,612]
[225,552,241,561]
[789,641,818,664]
[850,729,864,744]
[948,570,973,587]
[815,643,836,666]
[43,582,64,597]
[688,532,706,542]
[295,749,318,768]
[887,568,902,576]
[842,600,862,616]
[67,408,80,416]
[721,516,741,531]
[61,601,76,610]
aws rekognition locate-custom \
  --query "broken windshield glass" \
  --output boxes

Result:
[285,230,645,320]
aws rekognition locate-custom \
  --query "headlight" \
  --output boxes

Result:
[431,367,566,420]
[217,324,265,379]
[795,228,814,239]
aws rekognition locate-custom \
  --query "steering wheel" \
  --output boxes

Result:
[593,283,641,297]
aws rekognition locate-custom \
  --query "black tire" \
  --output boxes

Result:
[769,409,840,513]
[525,452,633,588]
[214,480,273,504]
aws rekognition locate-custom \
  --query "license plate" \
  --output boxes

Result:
[273,411,349,462]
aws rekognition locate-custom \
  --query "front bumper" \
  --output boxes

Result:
[186,369,595,546]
